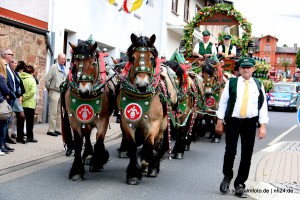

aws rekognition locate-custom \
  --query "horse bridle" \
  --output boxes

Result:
[73,53,99,82]
[203,66,225,95]
[131,47,155,76]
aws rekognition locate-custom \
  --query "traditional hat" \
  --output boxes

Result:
[202,30,210,36]
[223,35,231,40]
[238,57,256,67]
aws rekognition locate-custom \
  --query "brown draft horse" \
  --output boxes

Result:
[117,33,172,185]
[164,61,203,159]
[200,58,226,143]
[62,40,115,181]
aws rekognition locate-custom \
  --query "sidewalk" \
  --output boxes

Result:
[246,141,300,200]
[0,116,122,172]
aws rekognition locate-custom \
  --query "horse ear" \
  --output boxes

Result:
[69,42,77,49]
[150,34,156,45]
[91,43,98,52]
[131,33,138,44]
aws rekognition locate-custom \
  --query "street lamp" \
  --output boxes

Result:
[247,40,255,58]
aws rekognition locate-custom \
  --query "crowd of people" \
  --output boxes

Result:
[0,48,69,156]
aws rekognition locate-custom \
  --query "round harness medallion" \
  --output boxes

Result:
[205,96,216,107]
[124,103,142,121]
[76,104,94,122]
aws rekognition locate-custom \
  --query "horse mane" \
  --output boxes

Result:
[202,63,214,77]
[127,35,158,63]
[165,61,184,77]
[72,40,96,58]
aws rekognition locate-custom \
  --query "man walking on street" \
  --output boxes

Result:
[45,53,66,137]
[215,57,269,198]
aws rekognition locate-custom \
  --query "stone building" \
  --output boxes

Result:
[0,0,50,123]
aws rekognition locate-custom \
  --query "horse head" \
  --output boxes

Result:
[69,40,99,96]
[201,58,222,95]
[127,33,158,93]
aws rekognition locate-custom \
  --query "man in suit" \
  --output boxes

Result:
[45,53,66,137]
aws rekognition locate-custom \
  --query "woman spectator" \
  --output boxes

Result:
[19,65,37,143]
[0,58,16,155]
[12,60,26,143]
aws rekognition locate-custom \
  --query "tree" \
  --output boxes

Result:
[296,49,300,69]
[283,44,288,47]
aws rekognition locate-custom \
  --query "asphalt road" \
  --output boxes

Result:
[0,110,298,200]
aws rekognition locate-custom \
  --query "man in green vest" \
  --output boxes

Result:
[218,35,236,59]
[193,30,217,60]
[215,57,268,198]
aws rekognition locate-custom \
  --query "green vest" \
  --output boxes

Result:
[198,42,213,55]
[224,77,264,121]
[222,44,233,55]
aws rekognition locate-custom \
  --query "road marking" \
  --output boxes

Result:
[268,124,298,146]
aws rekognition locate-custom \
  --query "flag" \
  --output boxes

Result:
[123,0,144,13]
[131,0,143,12]
[146,0,154,7]
[108,0,115,4]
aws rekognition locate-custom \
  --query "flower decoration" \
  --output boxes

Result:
[183,3,252,57]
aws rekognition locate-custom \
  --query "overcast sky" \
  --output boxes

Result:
[231,0,300,47]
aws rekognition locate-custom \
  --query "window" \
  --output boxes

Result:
[195,5,200,15]
[184,0,190,21]
[172,0,178,13]
[277,57,280,63]
[264,45,271,52]
[266,37,270,43]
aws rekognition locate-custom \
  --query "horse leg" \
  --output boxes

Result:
[126,139,141,185]
[82,131,93,165]
[69,131,85,181]
[89,138,109,172]
[118,127,129,158]
[172,127,185,159]
[211,117,221,143]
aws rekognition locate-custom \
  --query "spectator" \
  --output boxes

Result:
[0,58,16,154]
[45,53,66,137]
[13,61,27,144]
[0,48,17,150]
[19,65,38,143]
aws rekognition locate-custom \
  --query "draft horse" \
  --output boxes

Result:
[200,58,226,143]
[61,40,115,180]
[117,33,172,185]
[165,61,203,159]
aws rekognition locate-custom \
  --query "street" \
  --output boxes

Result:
[0,111,299,200]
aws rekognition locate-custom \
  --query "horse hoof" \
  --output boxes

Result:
[184,145,190,151]
[83,155,92,165]
[211,138,220,143]
[71,174,83,181]
[127,177,139,185]
[172,153,184,159]
[147,168,158,178]
[90,165,103,172]
[119,151,129,158]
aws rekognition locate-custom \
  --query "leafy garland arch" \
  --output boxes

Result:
[183,3,252,57]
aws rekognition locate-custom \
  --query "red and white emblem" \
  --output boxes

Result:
[76,104,94,122]
[124,103,142,121]
[205,96,215,107]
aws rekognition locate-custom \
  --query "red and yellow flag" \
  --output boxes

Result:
[108,0,115,4]
[123,0,143,13]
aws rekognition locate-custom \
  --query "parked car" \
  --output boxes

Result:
[267,82,300,112]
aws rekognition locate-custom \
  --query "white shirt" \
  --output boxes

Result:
[193,42,217,56]
[216,77,269,124]
[218,44,237,56]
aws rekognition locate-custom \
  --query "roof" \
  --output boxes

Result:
[276,47,299,54]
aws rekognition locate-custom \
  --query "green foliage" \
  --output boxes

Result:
[183,3,252,57]
[296,50,300,68]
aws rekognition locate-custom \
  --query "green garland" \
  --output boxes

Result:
[183,3,252,57]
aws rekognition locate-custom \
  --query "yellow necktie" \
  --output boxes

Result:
[225,46,229,56]
[240,80,249,118]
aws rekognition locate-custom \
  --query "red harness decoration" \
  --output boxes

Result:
[217,64,224,84]
[98,51,109,84]
[180,63,190,93]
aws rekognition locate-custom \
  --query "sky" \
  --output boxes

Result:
[231,0,300,47]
